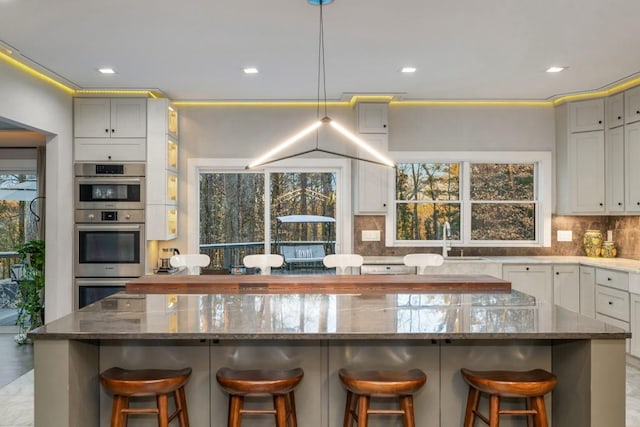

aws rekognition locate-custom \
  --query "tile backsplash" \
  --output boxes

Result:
[354,215,639,260]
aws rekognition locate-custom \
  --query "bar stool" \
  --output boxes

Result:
[338,368,427,427]
[100,366,191,427]
[460,368,557,427]
[216,367,304,427]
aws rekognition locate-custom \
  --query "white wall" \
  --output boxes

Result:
[0,60,73,321]
[176,103,555,252]
[389,104,555,151]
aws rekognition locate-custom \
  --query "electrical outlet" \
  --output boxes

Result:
[557,230,573,242]
[362,230,381,241]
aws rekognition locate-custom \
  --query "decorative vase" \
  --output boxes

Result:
[583,229,603,257]
[601,241,617,258]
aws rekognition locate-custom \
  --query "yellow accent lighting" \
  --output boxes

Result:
[246,120,323,169]
[329,120,395,167]
[0,51,75,94]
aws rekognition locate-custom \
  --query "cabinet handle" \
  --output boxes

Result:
[556,272,560,275]
[618,202,623,206]
[598,120,602,124]
[637,202,640,206]
[608,301,613,305]
[525,267,530,271]
[105,128,109,133]
[599,202,604,206]
[108,155,112,160]
[607,277,612,281]
[383,124,387,128]
[637,111,640,114]
[111,129,115,133]
[618,116,622,120]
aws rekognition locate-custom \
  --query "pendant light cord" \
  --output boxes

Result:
[316,1,328,120]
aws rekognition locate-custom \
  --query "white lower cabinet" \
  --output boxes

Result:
[502,265,553,303]
[595,267,631,353]
[631,293,640,358]
[579,266,596,318]
[553,264,580,312]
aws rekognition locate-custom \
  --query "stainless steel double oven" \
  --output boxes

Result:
[74,163,145,309]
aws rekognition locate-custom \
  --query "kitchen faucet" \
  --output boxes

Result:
[442,221,451,258]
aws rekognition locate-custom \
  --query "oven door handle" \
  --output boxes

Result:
[76,224,143,231]
[76,177,144,185]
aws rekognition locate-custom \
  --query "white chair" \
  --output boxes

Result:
[403,253,444,275]
[243,254,284,275]
[170,254,211,275]
[323,254,364,275]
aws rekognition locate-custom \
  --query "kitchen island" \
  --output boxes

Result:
[30,276,628,427]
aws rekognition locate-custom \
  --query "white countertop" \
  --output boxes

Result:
[362,255,640,274]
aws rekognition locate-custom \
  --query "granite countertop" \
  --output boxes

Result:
[362,255,640,273]
[29,289,628,341]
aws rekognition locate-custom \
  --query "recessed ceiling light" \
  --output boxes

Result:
[546,66,566,73]
[98,68,116,74]
[401,67,417,73]
[243,67,259,74]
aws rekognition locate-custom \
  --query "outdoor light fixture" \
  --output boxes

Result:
[245,0,395,169]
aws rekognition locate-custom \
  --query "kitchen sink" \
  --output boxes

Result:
[444,256,486,261]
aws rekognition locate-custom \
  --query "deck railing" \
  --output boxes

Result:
[0,251,20,280]
[199,241,335,270]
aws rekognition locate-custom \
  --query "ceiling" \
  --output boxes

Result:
[1,0,640,102]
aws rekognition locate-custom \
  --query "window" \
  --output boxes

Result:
[190,158,350,270]
[388,152,552,247]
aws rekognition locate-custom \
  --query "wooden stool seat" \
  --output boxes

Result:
[461,368,557,427]
[216,367,304,427]
[339,368,427,427]
[100,367,191,427]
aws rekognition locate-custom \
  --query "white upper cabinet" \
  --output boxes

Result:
[607,93,625,129]
[625,121,640,211]
[74,98,147,138]
[354,133,390,214]
[569,99,604,132]
[569,131,606,212]
[624,86,640,125]
[357,103,388,133]
[606,126,625,211]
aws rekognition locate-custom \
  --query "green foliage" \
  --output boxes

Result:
[14,239,45,342]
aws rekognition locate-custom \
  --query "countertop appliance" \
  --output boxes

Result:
[157,247,180,273]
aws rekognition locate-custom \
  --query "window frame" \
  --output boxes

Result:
[187,158,352,255]
[386,151,552,248]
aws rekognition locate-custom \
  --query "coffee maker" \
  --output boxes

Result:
[157,247,180,273]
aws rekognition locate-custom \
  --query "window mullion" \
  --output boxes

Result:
[462,161,471,245]
[264,171,271,254]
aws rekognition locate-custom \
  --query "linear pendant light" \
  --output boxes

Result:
[245,0,395,169]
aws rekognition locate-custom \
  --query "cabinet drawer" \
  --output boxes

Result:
[595,268,629,291]
[75,138,146,162]
[596,285,629,322]
[360,264,415,275]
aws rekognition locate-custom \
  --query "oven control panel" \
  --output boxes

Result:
[75,209,145,223]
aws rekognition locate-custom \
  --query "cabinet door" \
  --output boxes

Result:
[110,98,147,138]
[502,265,553,303]
[569,99,604,132]
[624,86,640,125]
[580,266,596,318]
[606,126,625,211]
[631,293,640,358]
[569,131,605,212]
[357,103,388,133]
[553,264,580,312]
[607,93,624,129]
[74,98,111,138]
[355,134,389,214]
[146,205,178,241]
[625,121,640,211]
